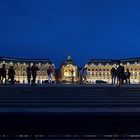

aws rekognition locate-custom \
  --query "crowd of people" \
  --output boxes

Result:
[78,65,131,85]
[0,63,131,86]
[0,64,15,85]
[0,63,54,85]
[110,64,131,86]
[26,64,54,85]
[78,67,88,84]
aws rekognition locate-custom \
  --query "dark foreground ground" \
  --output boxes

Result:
[0,84,140,139]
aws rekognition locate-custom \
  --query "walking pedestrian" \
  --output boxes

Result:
[8,66,15,84]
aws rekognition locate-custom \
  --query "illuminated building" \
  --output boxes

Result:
[85,58,140,84]
[59,54,78,82]
[0,57,55,83]
[1,56,140,84]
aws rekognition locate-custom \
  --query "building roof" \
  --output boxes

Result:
[61,54,77,66]
[88,59,120,65]
[88,57,140,65]
[120,57,140,64]
[0,56,53,64]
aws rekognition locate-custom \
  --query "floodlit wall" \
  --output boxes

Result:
[85,60,140,84]
[0,58,55,83]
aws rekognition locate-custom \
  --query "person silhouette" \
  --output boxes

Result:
[0,64,7,85]
[47,66,53,83]
[116,64,125,86]
[71,69,74,83]
[79,68,83,84]
[31,63,39,85]
[83,68,87,84]
[125,69,131,84]
[8,66,15,84]
[110,67,117,84]
[26,64,31,84]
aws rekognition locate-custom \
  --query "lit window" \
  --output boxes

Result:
[10,62,13,65]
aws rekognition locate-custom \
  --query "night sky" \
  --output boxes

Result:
[0,0,140,67]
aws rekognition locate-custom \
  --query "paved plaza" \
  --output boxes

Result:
[0,83,140,113]
[0,83,140,138]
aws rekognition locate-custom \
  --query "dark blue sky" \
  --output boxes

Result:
[0,0,140,67]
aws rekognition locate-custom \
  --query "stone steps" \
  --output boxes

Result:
[0,85,140,109]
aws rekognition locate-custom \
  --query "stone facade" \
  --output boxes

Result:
[85,58,140,84]
[1,56,140,84]
[0,57,55,83]
[59,54,78,83]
